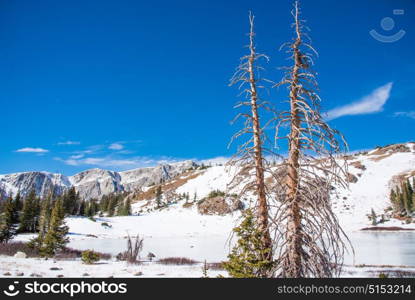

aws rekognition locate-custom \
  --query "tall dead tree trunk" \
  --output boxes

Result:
[228,12,273,276]
[247,14,272,254]
[271,1,351,278]
[284,1,306,278]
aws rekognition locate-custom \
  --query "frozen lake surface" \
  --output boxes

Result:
[346,231,415,266]
[69,231,415,266]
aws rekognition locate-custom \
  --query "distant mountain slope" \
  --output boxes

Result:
[332,142,415,230]
[0,160,196,200]
[0,171,71,199]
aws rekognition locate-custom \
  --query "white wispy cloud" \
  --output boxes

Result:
[198,156,230,165]
[394,111,415,119]
[62,157,136,167]
[325,82,393,121]
[54,155,180,169]
[108,143,124,150]
[15,147,49,153]
[70,145,104,156]
[57,141,80,145]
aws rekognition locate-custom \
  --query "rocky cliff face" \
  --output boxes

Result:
[0,172,71,199]
[0,160,197,200]
[120,160,196,192]
[69,169,124,200]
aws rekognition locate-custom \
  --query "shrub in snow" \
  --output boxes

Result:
[147,252,156,261]
[0,242,39,257]
[81,250,100,264]
[207,190,226,198]
[158,257,198,265]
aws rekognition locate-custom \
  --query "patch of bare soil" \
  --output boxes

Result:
[133,170,204,202]
[370,153,392,162]
[370,144,410,156]
[350,160,366,170]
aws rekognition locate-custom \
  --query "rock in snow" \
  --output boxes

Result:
[14,251,27,259]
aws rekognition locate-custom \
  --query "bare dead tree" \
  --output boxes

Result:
[117,233,144,264]
[271,1,351,277]
[227,12,277,276]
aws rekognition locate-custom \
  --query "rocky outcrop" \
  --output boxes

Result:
[389,170,415,190]
[346,172,358,183]
[197,195,243,215]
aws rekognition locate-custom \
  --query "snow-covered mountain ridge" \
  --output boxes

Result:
[0,160,197,200]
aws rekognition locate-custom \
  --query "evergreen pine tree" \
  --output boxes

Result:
[78,200,86,216]
[40,198,69,257]
[412,189,415,213]
[39,195,52,236]
[117,201,125,216]
[223,209,274,278]
[89,199,98,216]
[18,190,38,233]
[390,189,397,210]
[100,195,109,212]
[8,195,20,225]
[33,196,41,228]
[14,192,23,210]
[29,194,52,249]
[399,189,405,214]
[124,198,131,216]
[370,208,377,226]
[0,197,17,243]
[402,182,412,214]
[63,187,80,215]
[12,193,23,223]
[407,178,414,197]
[107,196,116,217]
[84,201,91,217]
[155,186,162,208]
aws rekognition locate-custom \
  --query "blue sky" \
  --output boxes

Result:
[0,0,414,175]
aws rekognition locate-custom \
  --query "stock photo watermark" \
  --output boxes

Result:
[2,281,128,297]
[370,9,406,43]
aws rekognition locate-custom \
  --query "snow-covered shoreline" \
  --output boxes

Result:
[1,255,414,278]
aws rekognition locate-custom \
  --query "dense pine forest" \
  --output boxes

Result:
[0,188,132,253]
[390,178,415,217]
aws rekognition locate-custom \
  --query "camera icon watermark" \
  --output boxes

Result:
[3,281,20,297]
[370,9,406,43]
